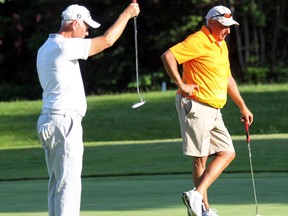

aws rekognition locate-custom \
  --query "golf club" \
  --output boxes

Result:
[244,121,261,216]
[131,0,146,109]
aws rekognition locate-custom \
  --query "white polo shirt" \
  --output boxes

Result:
[36,34,91,117]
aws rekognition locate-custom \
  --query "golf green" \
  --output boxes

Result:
[0,173,287,216]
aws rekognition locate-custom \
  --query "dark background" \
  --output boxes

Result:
[0,0,287,101]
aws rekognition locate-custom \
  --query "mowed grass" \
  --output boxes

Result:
[0,173,287,216]
[0,83,288,149]
[0,84,287,180]
[0,84,287,215]
[0,135,287,181]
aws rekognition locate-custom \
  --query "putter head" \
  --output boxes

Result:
[132,100,145,109]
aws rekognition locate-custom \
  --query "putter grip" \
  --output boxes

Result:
[245,122,250,143]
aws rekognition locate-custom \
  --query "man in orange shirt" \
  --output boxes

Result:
[161,5,253,216]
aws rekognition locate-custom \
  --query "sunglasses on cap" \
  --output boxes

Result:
[210,13,232,19]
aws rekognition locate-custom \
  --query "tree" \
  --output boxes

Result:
[0,0,287,101]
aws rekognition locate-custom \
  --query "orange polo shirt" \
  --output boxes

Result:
[170,26,231,109]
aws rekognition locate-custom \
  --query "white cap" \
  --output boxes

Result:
[205,5,239,26]
[62,4,101,29]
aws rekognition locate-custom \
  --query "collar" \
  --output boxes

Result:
[201,26,216,42]
[201,26,222,46]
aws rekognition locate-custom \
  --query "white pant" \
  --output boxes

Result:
[37,112,84,216]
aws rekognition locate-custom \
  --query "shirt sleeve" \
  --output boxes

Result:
[169,33,203,65]
[62,38,91,61]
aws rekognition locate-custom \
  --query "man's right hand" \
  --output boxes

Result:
[125,3,140,19]
[181,83,200,96]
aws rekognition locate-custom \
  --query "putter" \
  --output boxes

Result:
[245,121,261,216]
[131,0,145,109]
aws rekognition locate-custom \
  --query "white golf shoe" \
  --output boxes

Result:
[202,208,218,216]
[182,189,203,216]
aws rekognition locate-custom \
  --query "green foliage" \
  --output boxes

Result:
[242,2,266,27]
[0,82,42,101]
[268,66,288,83]
[246,67,269,83]
[0,0,287,100]
[128,71,165,91]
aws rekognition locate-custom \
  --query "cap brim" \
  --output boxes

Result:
[219,18,239,27]
[84,18,101,29]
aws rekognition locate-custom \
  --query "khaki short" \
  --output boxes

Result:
[175,94,235,157]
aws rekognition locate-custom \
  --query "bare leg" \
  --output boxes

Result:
[196,151,235,196]
[193,157,209,209]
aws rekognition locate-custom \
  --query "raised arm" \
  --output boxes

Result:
[89,3,140,56]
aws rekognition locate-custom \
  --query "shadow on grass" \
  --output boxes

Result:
[0,89,287,213]
[0,173,287,213]
[1,138,287,181]
[0,90,287,146]
[0,113,40,148]
[0,136,287,213]
[83,90,288,142]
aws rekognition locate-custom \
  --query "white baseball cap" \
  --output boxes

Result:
[205,5,239,26]
[62,4,101,28]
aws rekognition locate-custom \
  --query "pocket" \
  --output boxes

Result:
[183,99,192,115]
[178,97,193,115]
[64,117,73,138]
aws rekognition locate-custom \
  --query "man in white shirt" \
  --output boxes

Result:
[36,4,140,216]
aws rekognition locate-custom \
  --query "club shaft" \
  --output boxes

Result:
[247,141,259,215]
[245,122,259,215]
[133,17,143,101]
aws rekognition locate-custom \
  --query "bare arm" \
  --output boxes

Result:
[161,50,199,95]
[88,3,140,56]
[228,76,253,125]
